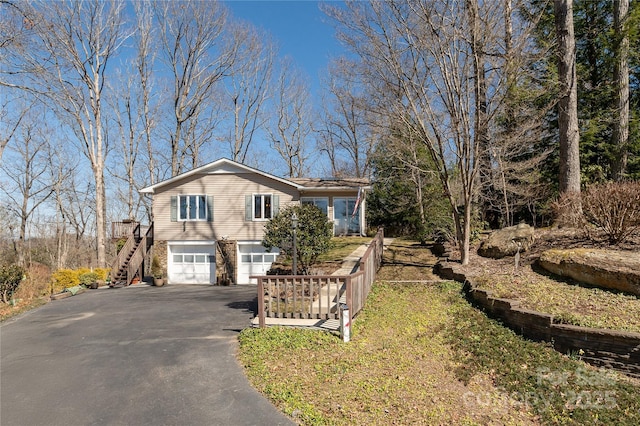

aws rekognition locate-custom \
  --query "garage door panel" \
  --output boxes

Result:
[169,244,215,284]
[237,243,279,285]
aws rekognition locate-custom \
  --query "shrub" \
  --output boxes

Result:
[115,238,127,254]
[262,204,333,275]
[93,268,110,281]
[0,264,25,303]
[550,191,585,228]
[78,272,99,286]
[582,181,640,244]
[15,263,51,300]
[151,255,163,279]
[50,269,80,294]
[50,268,110,293]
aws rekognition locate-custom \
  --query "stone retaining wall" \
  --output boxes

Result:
[435,261,640,378]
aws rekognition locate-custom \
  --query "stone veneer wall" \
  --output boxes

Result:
[216,240,237,285]
[153,240,168,272]
[434,258,640,378]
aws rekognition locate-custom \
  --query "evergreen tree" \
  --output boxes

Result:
[367,133,452,243]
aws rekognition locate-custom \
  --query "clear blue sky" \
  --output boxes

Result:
[224,0,344,94]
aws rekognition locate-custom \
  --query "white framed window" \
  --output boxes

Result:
[301,197,329,216]
[245,194,279,221]
[253,194,273,220]
[179,195,207,221]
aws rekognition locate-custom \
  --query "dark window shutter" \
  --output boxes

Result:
[245,194,252,221]
[170,196,177,222]
[206,196,213,222]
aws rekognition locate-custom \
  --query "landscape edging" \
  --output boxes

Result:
[434,259,640,378]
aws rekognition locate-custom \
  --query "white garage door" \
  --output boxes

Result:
[237,243,279,285]
[169,244,216,284]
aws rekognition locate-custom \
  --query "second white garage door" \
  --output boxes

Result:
[168,244,216,284]
[237,243,279,284]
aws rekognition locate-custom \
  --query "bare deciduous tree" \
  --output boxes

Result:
[0,96,29,164]
[325,0,527,264]
[225,23,273,164]
[47,140,76,269]
[19,0,130,268]
[108,70,143,221]
[154,0,237,175]
[0,0,37,92]
[133,0,160,195]
[0,107,55,266]
[268,57,312,178]
[317,58,373,178]
[478,0,555,227]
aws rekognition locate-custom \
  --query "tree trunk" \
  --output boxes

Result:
[612,0,629,181]
[554,0,581,200]
[95,163,107,268]
[468,0,491,211]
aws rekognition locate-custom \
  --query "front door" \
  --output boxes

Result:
[334,197,360,236]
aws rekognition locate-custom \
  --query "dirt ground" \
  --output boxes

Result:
[448,227,640,280]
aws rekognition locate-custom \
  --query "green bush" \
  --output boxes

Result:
[262,204,333,275]
[0,264,25,303]
[78,272,99,286]
[583,181,640,244]
[115,238,127,254]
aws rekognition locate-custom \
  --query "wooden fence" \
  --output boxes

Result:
[255,228,384,329]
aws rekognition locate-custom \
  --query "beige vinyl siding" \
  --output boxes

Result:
[153,172,298,241]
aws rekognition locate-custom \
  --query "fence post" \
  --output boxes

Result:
[345,276,353,340]
[257,278,266,328]
[340,303,350,342]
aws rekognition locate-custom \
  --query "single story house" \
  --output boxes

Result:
[137,158,370,285]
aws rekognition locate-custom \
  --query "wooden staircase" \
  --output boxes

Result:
[109,223,153,287]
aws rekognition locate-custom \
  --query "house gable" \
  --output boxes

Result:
[140,158,302,195]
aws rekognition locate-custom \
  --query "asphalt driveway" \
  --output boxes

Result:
[0,285,294,426]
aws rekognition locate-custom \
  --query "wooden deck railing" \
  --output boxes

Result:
[111,220,139,241]
[255,228,384,328]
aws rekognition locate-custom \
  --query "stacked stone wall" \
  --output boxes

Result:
[436,260,640,378]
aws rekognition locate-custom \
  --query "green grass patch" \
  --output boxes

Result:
[443,285,640,425]
[239,279,640,425]
[316,237,372,263]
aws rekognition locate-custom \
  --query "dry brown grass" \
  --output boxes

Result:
[0,263,51,322]
[454,229,640,333]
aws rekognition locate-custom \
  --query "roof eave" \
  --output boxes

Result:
[299,185,372,193]
[138,158,304,194]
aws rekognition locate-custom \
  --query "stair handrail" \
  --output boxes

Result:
[124,224,154,285]
[109,223,140,283]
